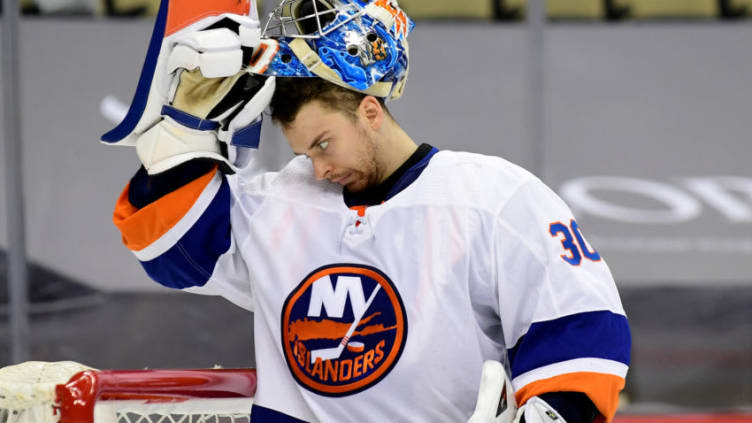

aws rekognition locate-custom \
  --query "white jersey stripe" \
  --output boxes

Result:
[512,357,629,390]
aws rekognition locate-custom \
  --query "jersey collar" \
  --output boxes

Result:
[344,143,438,208]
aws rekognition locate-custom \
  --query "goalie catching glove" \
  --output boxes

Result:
[136,60,274,174]
[101,0,276,174]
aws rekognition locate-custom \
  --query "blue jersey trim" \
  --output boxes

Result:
[343,143,437,208]
[101,0,168,143]
[231,117,263,148]
[251,404,308,423]
[507,310,631,378]
[140,176,232,289]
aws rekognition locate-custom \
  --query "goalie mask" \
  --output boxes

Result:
[252,0,414,100]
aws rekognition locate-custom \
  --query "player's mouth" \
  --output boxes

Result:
[331,173,352,185]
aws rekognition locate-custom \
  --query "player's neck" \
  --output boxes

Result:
[376,120,418,184]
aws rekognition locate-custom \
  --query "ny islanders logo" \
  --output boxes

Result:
[281,264,407,396]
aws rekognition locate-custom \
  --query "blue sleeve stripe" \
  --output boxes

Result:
[251,405,309,423]
[140,175,232,289]
[507,310,631,378]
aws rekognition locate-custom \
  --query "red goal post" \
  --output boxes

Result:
[0,361,256,423]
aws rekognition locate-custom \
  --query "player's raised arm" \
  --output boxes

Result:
[103,0,277,310]
[494,178,631,423]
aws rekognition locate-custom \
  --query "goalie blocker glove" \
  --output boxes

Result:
[513,397,567,423]
[101,0,276,175]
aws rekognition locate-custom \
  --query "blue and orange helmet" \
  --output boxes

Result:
[251,0,414,100]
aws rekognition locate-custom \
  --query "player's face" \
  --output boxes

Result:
[284,100,383,193]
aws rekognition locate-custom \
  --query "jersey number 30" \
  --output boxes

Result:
[549,219,601,266]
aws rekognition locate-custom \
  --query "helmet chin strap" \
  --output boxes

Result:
[288,38,407,100]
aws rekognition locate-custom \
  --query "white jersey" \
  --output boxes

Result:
[114,150,630,422]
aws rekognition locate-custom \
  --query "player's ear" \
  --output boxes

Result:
[359,96,384,131]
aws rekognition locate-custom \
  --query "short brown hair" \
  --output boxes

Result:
[269,77,390,127]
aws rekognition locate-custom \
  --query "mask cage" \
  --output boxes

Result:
[262,0,363,39]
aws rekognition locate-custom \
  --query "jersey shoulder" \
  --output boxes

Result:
[233,156,341,210]
[412,150,540,213]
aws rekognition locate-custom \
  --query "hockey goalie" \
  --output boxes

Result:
[101,0,632,421]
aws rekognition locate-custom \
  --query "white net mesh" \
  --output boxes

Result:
[0,362,254,423]
[0,361,95,423]
[94,398,252,423]
[116,413,249,423]
[98,399,252,423]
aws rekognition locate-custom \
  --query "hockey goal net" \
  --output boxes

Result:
[0,361,255,423]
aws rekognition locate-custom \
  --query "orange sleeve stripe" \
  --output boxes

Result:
[113,166,218,252]
[515,372,625,423]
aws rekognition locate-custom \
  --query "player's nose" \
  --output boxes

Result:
[312,159,331,181]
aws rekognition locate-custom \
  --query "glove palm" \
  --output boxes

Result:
[129,21,275,175]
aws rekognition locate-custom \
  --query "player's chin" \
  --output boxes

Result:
[344,176,370,193]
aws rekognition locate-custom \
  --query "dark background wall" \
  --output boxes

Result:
[2,21,752,290]
[0,19,750,412]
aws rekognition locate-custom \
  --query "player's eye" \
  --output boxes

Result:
[318,141,329,151]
